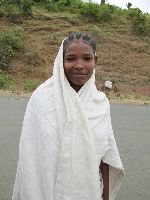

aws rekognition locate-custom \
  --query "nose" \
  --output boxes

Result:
[74,60,84,70]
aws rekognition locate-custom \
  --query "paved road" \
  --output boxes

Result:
[0,96,150,200]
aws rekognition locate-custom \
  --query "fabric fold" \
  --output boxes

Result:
[12,39,124,200]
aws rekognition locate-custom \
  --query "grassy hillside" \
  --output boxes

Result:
[0,2,150,102]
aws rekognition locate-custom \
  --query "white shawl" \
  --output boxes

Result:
[12,40,124,200]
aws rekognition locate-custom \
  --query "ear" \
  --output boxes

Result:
[94,55,98,64]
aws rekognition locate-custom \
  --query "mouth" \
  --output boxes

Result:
[72,73,86,76]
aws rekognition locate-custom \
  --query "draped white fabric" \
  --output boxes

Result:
[12,40,124,200]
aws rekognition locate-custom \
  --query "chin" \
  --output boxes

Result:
[73,78,87,85]
[74,81,86,86]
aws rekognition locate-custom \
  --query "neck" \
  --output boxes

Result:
[69,82,82,92]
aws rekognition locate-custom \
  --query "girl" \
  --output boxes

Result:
[12,32,124,200]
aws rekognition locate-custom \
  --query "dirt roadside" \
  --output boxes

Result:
[0,89,149,105]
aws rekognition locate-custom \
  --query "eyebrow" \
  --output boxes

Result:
[64,53,93,57]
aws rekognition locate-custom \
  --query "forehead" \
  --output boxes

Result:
[64,40,94,55]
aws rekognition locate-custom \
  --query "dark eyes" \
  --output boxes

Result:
[84,57,93,61]
[65,57,75,62]
[64,57,93,62]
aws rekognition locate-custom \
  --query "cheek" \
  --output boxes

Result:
[88,63,95,73]
[64,61,95,75]
[63,61,72,71]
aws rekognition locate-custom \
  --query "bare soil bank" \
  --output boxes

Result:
[0,11,150,99]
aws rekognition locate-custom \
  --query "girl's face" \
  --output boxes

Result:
[64,40,97,92]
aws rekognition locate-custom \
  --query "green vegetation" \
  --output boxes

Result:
[0,28,23,70]
[26,48,41,66]
[1,0,149,35]
[19,0,33,15]
[0,0,33,19]
[44,0,82,12]
[24,79,39,92]
[50,32,58,45]
[26,64,34,72]
[105,91,150,105]
[0,70,14,89]
[79,3,121,22]
[127,8,148,35]
[0,28,23,50]
[0,0,150,101]
[0,0,149,35]
[0,45,13,70]
[40,68,47,78]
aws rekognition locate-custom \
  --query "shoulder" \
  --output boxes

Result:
[27,77,54,112]
[93,88,110,106]
[95,89,111,113]
[85,87,110,116]
[32,78,53,98]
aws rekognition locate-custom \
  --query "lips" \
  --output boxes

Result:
[72,72,86,76]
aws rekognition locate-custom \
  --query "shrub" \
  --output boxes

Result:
[56,0,72,9]
[6,6,23,22]
[0,70,11,89]
[79,3,112,22]
[79,2,100,20]
[44,1,59,12]
[0,1,22,21]
[145,17,150,36]
[0,28,23,50]
[0,44,13,70]
[40,68,47,78]
[0,0,33,18]
[132,14,146,35]
[70,0,83,11]
[50,32,58,45]
[127,8,142,18]
[24,79,39,92]
[99,4,112,21]
[127,8,146,35]
[108,4,122,14]
[26,48,41,66]
[19,0,33,16]
[32,0,46,2]
[44,0,82,12]
[26,64,34,72]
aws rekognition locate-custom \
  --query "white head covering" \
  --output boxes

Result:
[53,40,102,200]
[12,39,124,200]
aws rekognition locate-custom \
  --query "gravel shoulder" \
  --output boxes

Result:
[0,89,149,105]
[0,89,31,98]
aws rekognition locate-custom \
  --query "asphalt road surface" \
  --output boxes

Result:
[0,96,150,200]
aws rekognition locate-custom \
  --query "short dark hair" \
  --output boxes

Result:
[63,32,96,55]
